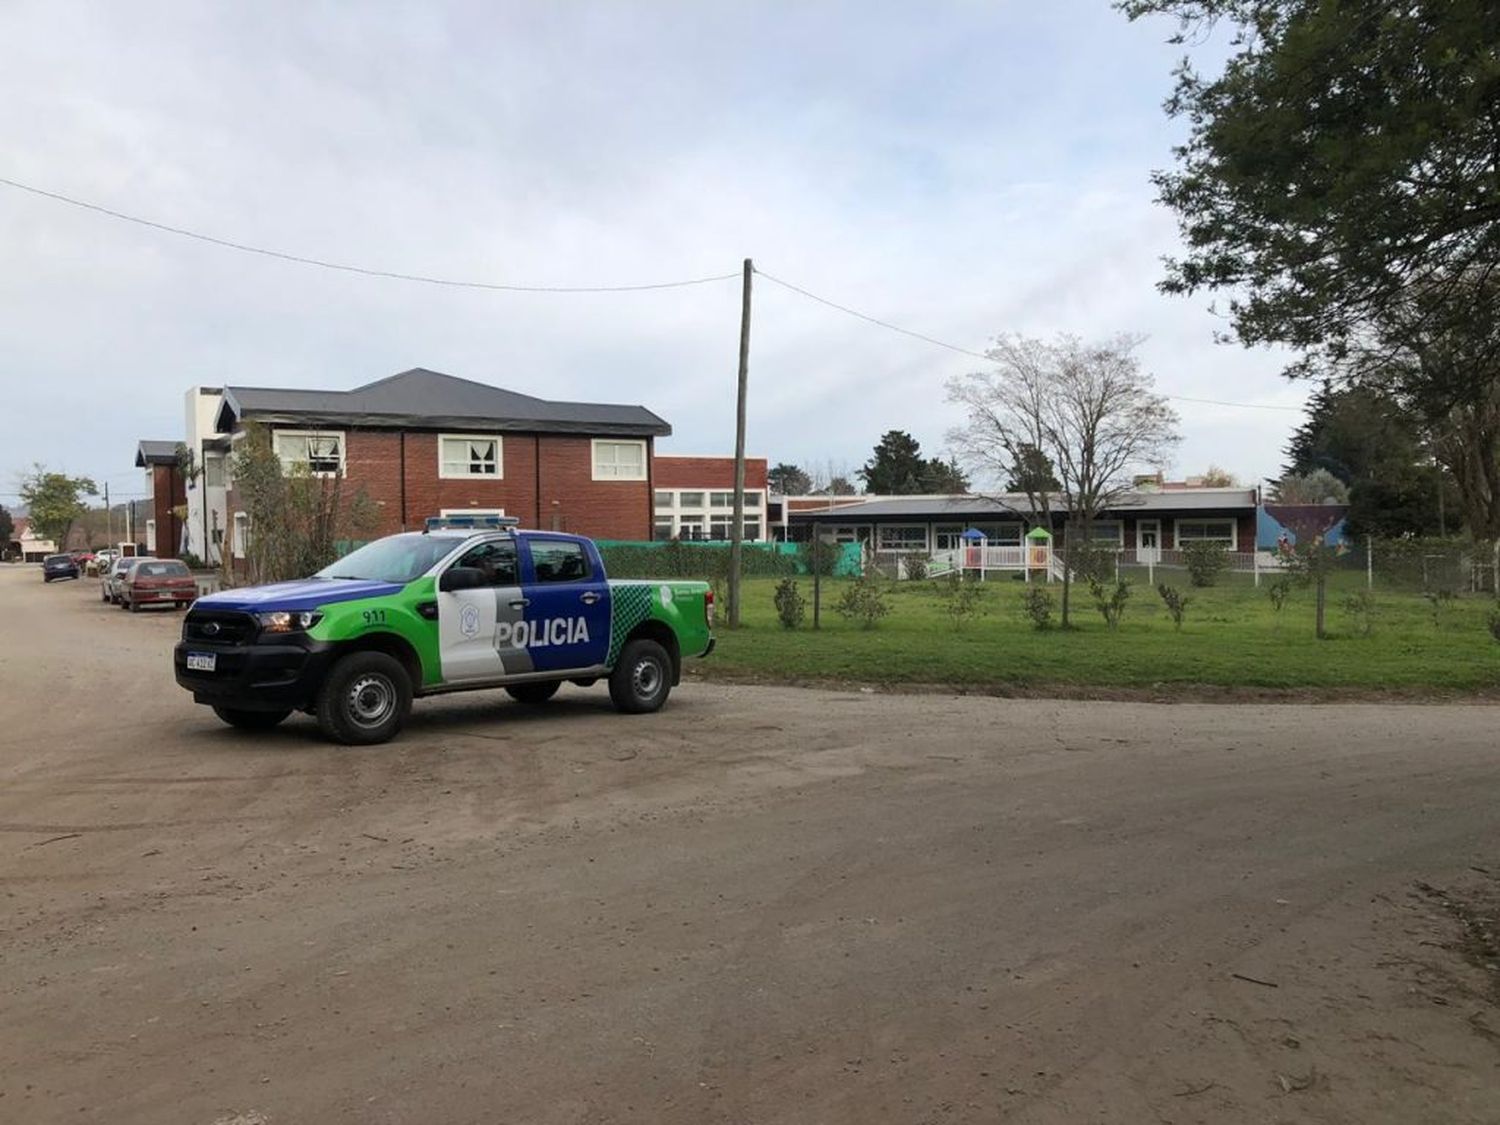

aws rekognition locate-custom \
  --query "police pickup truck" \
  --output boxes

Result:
[173,516,714,744]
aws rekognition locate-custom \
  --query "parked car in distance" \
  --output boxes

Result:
[120,558,197,612]
[43,554,81,582]
[86,549,116,577]
[102,556,147,603]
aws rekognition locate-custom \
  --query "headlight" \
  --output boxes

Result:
[255,610,323,633]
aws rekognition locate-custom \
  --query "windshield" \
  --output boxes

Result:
[315,533,464,584]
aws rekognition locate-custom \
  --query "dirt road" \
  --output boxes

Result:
[2,564,1499,1124]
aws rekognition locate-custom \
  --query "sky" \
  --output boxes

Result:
[0,0,1309,510]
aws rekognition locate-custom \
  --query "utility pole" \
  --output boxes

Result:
[103,482,111,546]
[728,257,752,629]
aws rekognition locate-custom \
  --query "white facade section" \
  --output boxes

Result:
[652,488,766,541]
[183,386,230,566]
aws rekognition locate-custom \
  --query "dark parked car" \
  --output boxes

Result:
[119,558,197,612]
[42,554,80,582]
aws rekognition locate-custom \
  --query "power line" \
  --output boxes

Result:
[0,175,741,293]
[756,266,1304,414]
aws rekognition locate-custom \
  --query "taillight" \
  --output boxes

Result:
[704,589,715,629]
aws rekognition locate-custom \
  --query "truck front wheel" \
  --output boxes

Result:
[316,651,412,746]
[608,638,671,714]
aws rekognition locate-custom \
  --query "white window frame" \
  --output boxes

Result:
[933,524,966,552]
[591,438,648,482]
[1086,520,1124,545]
[653,490,674,509]
[877,524,929,552]
[438,434,504,480]
[145,519,157,552]
[440,507,506,519]
[1174,518,1238,550]
[232,512,249,559]
[272,429,346,478]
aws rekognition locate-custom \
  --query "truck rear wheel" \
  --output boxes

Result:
[316,651,412,746]
[212,706,291,731]
[506,681,561,705]
[608,638,671,714]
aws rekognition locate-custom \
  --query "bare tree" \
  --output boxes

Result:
[948,333,1180,626]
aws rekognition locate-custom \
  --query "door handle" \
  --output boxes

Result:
[580,592,600,605]
[509,598,530,609]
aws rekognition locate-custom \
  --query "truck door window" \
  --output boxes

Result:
[529,540,591,584]
[455,541,518,586]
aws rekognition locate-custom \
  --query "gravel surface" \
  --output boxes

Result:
[3,564,1499,1124]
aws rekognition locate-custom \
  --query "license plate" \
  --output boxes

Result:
[186,652,217,672]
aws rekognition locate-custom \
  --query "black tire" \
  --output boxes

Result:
[212,706,291,731]
[100,587,109,602]
[127,596,140,613]
[608,638,672,714]
[42,576,51,583]
[315,651,412,746]
[506,681,561,705]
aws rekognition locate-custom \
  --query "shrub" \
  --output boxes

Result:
[1065,540,1116,586]
[1488,608,1500,644]
[940,572,985,630]
[1088,577,1131,630]
[1182,541,1229,587]
[1020,585,1055,630]
[598,541,797,581]
[1424,588,1455,629]
[903,554,928,581]
[1267,573,1293,615]
[1342,591,1376,637]
[796,539,840,578]
[1156,583,1189,630]
[773,578,806,630]
[835,574,890,630]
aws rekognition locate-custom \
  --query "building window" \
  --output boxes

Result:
[439,435,503,479]
[653,519,674,541]
[529,540,591,583]
[273,430,345,476]
[653,490,674,509]
[963,522,1023,546]
[743,521,760,542]
[742,491,762,509]
[203,456,227,488]
[1175,519,1237,549]
[878,525,929,552]
[146,519,157,552]
[933,524,965,551]
[678,491,705,508]
[232,512,249,558]
[709,491,734,508]
[592,439,647,481]
[1086,521,1124,544]
[677,515,705,540]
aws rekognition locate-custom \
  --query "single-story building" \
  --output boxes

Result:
[785,488,1263,572]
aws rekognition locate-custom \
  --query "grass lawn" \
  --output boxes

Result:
[701,572,1500,694]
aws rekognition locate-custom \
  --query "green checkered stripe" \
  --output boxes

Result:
[607,584,656,665]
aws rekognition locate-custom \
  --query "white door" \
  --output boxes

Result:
[1138,520,1161,564]
[437,539,526,682]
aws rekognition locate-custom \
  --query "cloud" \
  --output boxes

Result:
[0,0,1303,503]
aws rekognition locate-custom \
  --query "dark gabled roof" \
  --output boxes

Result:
[790,488,1260,523]
[215,367,672,438]
[135,440,180,467]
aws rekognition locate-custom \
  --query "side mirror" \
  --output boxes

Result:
[439,566,487,592]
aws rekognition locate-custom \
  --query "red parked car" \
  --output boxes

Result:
[119,559,197,612]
